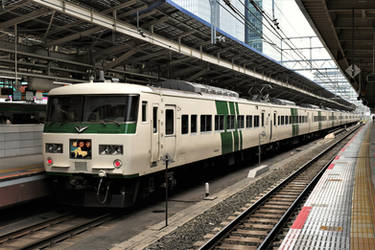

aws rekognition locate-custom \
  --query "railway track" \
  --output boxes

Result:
[199,125,360,250]
[0,210,115,249]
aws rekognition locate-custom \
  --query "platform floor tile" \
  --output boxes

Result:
[280,125,368,250]
[351,127,375,250]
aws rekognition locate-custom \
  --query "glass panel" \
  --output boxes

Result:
[165,109,174,135]
[47,95,83,122]
[153,107,157,133]
[191,115,197,133]
[142,101,147,122]
[181,115,188,134]
[83,95,138,123]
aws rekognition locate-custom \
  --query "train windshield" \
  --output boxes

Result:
[47,95,139,123]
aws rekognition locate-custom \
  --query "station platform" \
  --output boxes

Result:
[0,155,49,208]
[280,121,375,249]
[0,124,50,208]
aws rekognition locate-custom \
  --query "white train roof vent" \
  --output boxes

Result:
[158,80,239,98]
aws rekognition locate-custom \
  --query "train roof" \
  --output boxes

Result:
[48,82,153,96]
[48,82,355,113]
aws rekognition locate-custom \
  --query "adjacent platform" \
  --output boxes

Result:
[280,122,375,249]
[0,159,48,209]
[0,124,49,208]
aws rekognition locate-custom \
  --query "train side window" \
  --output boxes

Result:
[191,115,197,133]
[215,115,224,131]
[201,115,212,132]
[142,101,147,122]
[153,107,157,133]
[165,109,174,135]
[237,115,244,129]
[281,116,284,125]
[181,115,188,134]
[285,116,289,125]
[278,116,280,125]
[227,115,235,130]
[261,113,264,127]
[246,115,253,128]
[254,115,259,127]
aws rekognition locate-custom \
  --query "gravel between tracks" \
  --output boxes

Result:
[144,132,353,250]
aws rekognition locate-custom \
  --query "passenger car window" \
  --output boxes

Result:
[201,115,212,132]
[181,115,188,134]
[165,109,174,135]
[191,115,197,133]
[215,115,225,131]
[153,107,157,133]
[142,101,147,122]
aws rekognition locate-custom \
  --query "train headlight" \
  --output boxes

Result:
[99,145,123,155]
[113,159,122,168]
[45,143,63,153]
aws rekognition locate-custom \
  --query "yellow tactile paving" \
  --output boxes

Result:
[351,127,375,250]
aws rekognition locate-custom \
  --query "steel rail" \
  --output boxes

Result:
[21,213,114,249]
[199,124,360,250]
[0,212,73,244]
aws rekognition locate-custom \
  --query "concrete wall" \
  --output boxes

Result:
[0,124,43,158]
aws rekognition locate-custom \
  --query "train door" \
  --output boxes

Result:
[150,104,160,165]
[162,105,176,160]
[271,111,277,141]
[307,112,311,132]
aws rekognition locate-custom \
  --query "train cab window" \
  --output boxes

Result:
[254,115,259,127]
[181,115,188,134]
[227,115,235,130]
[165,109,174,135]
[246,115,252,128]
[142,101,147,122]
[153,107,158,133]
[191,115,197,133]
[237,115,244,129]
[201,115,212,132]
[261,113,264,127]
[215,115,225,131]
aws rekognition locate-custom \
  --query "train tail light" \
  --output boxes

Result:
[113,159,122,168]
[47,157,53,166]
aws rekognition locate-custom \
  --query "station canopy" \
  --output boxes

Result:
[0,0,355,111]
[297,0,374,111]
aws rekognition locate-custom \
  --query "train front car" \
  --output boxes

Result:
[43,82,149,207]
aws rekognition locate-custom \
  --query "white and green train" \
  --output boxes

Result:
[43,80,360,207]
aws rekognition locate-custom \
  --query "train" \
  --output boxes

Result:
[42,80,360,207]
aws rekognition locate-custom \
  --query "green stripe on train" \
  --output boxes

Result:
[44,123,136,134]
[291,108,299,136]
[229,102,239,152]
[220,132,233,154]
[215,101,229,115]
[235,102,243,150]
[216,101,232,154]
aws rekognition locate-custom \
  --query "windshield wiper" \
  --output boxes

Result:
[99,120,121,127]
